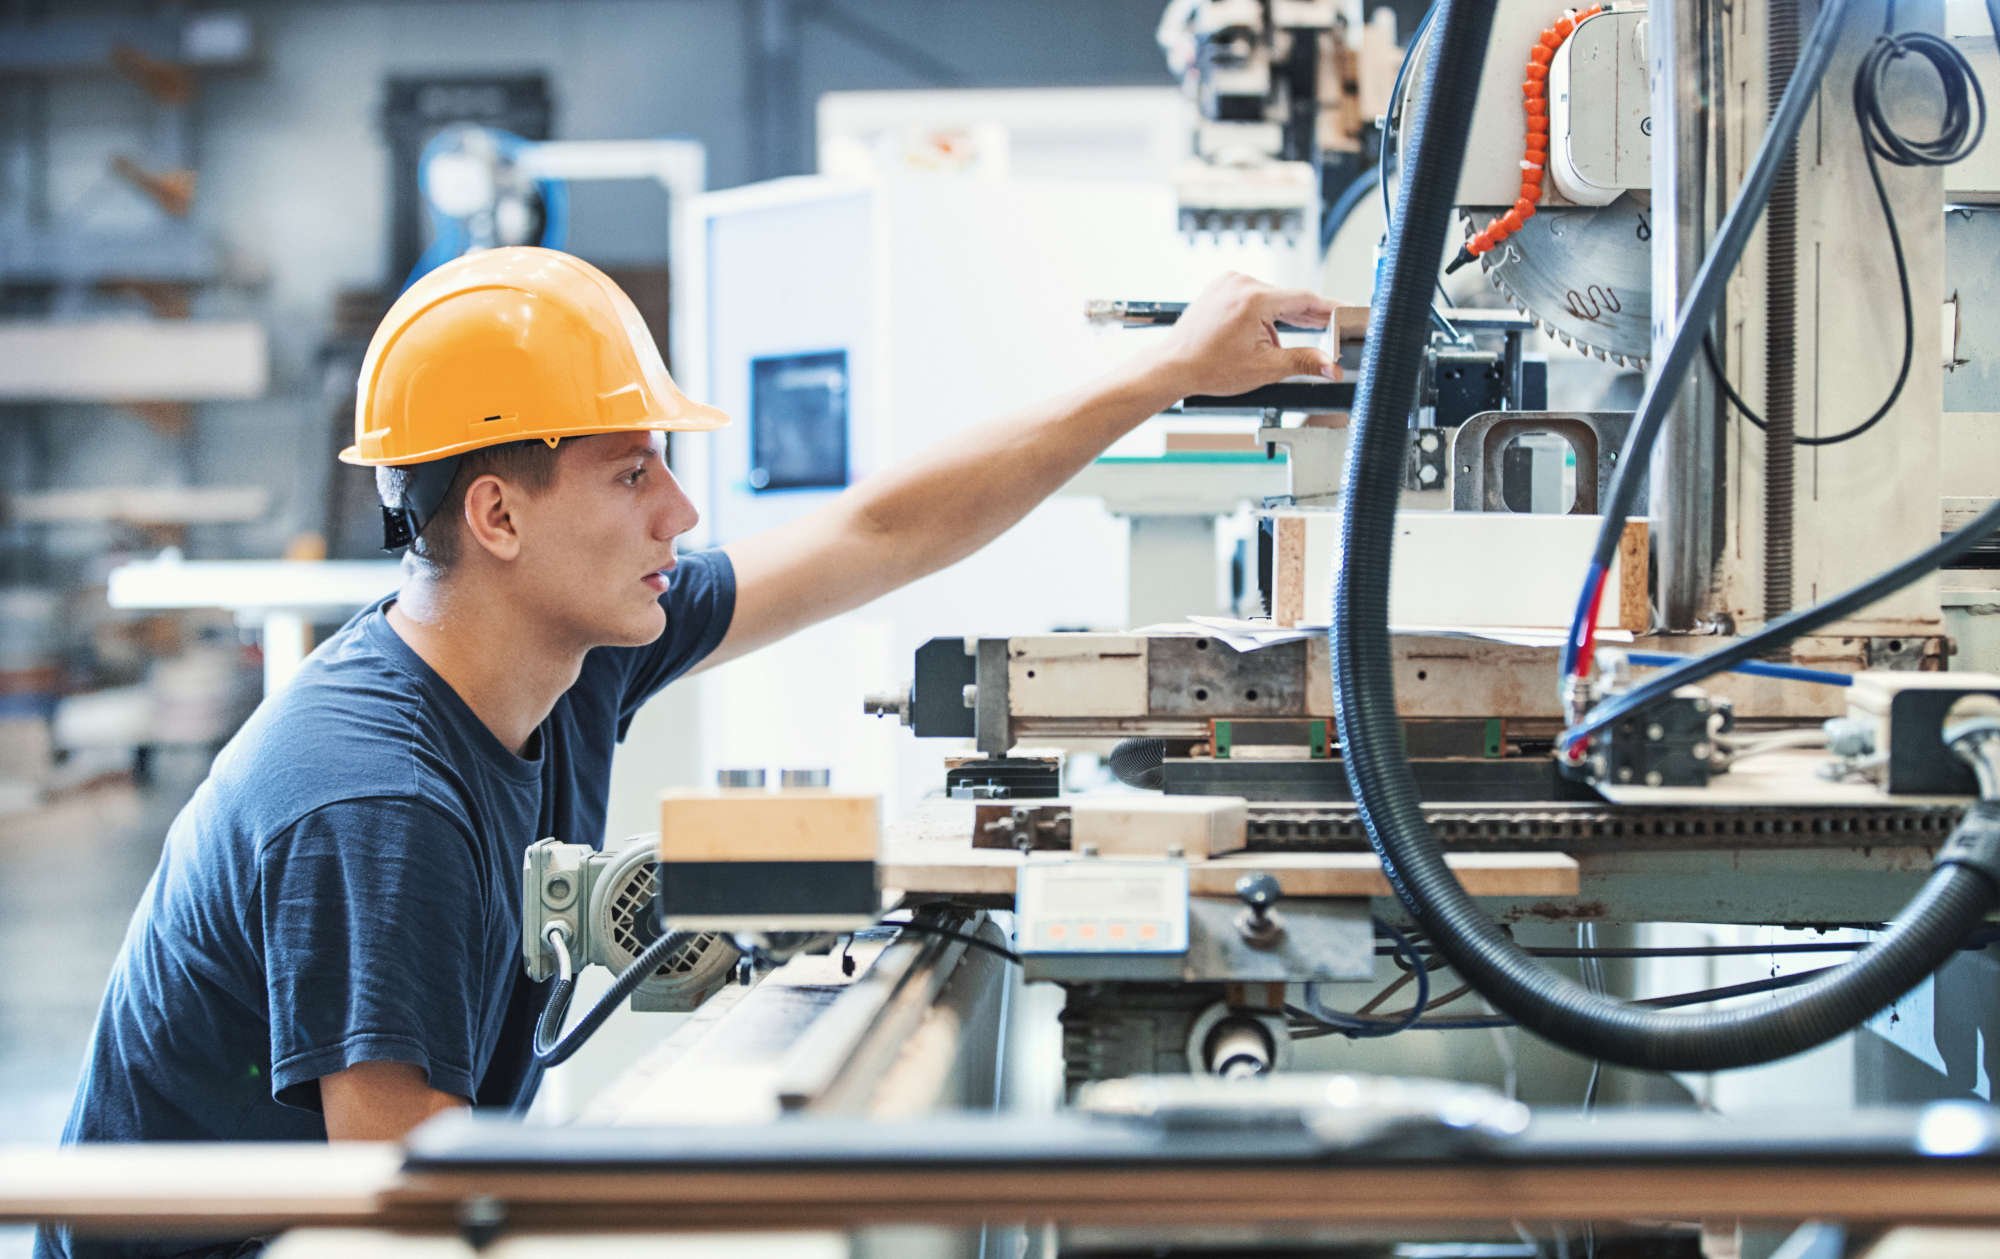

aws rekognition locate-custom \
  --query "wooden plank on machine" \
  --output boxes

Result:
[881,841,1577,899]
[1270,510,1649,632]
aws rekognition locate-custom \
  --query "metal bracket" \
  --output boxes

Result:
[974,638,1012,757]
[1257,423,1348,507]
[1865,636,1938,672]
[1449,410,1635,514]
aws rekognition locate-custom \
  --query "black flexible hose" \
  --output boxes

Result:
[1108,737,1166,790]
[1332,2,2000,1072]
[533,925,695,1070]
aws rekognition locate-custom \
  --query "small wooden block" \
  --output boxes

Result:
[1274,515,1309,628]
[1070,796,1249,859]
[1615,519,1649,631]
[1333,304,1372,345]
[659,790,879,862]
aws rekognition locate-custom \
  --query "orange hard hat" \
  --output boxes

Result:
[342,246,729,469]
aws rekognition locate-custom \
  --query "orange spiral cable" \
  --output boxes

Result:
[1444,4,1603,275]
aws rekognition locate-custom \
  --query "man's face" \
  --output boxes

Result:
[510,431,700,649]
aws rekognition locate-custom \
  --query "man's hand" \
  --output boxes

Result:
[704,271,1350,671]
[1147,272,1342,400]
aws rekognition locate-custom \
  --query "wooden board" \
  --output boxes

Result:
[16,1147,2000,1238]
[0,1144,395,1236]
[659,791,878,861]
[1270,511,1649,632]
[881,837,1577,900]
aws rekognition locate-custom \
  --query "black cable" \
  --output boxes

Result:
[1564,494,2000,749]
[1291,966,1839,1037]
[1701,27,1984,448]
[533,925,695,1070]
[1296,919,1432,1038]
[872,918,1022,966]
[1379,929,2000,961]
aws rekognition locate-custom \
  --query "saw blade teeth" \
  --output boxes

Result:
[1451,199,1653,369]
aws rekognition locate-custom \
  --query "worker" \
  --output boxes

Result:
[40,246,1338,1258]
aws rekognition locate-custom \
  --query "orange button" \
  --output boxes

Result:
[1048,924,1068,941]
[1108,924,1129,941]
[1138,923,1160,941]
[1078,923,1098,940]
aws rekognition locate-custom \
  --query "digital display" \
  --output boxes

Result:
[1017,860,1189,955]
[748,350,849,492]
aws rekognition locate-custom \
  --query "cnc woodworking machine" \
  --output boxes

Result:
[21,4,2000,1257]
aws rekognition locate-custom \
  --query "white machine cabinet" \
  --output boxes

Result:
[670,173,1312,812]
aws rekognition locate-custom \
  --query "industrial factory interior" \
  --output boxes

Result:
[10,0,2000,1256]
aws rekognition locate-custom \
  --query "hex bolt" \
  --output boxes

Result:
[1234,872,1286,948]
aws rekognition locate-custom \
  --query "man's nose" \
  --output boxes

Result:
[655,469,700,538]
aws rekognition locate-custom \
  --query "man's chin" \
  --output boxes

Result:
[611,606,669,648]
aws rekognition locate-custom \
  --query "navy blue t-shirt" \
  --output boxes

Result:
[39,549,734,1259]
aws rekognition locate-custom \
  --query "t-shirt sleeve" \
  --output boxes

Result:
[257,798,487,1112]
[610,546,736,730]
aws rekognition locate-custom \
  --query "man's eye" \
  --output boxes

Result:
[623,467,646,486]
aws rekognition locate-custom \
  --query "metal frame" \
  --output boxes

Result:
[1450,410,1635,514]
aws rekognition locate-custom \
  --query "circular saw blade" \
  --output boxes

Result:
[1469,196,1654,368]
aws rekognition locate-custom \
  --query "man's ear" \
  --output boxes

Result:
[461,474,523,562]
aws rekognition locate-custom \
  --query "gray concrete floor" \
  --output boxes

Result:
[0,754,207,1257]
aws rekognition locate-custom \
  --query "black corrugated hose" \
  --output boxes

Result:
[1332,1,2000,1072]
[533,924,693,1070]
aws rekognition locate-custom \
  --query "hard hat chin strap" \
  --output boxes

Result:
[381,455,465,554]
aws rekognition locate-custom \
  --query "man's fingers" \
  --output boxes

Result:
[1285,346,1342,381]
[1263,287,1335,328]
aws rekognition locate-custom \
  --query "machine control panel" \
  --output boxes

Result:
[1016,858,1190,955]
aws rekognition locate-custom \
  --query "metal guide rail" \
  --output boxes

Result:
[975,800,1966,854]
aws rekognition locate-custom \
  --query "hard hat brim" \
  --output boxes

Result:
[339,401,732,467]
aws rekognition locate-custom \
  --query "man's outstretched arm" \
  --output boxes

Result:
[706,274,1341,669]
[321,1061,465,1141]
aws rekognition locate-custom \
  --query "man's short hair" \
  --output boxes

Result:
[376,439,563,575]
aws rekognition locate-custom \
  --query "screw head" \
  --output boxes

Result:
[1645,770,1665,786]
[1646,723,1666,741]
[1235,872,1281,911]
[1616,766,1634,782]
